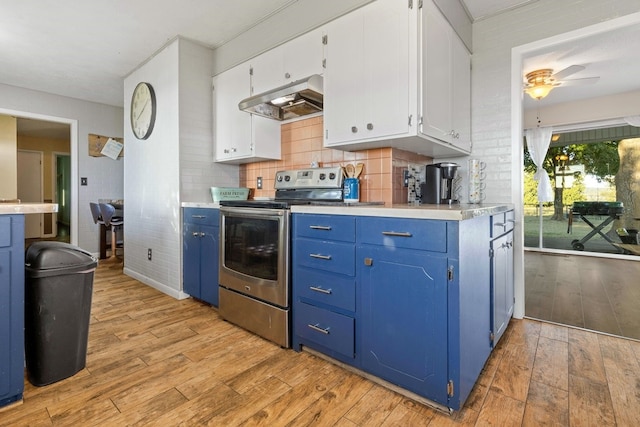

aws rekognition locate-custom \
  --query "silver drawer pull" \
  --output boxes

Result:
[494,222,505,227]
[308,323,330,334]
[507,219,516,224]
[309,286,332,294]
[310,253,332,260]
[191,215,206,219]
[381,231,412,237]
[309,225,332,230]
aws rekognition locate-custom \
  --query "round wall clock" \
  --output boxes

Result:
[130,82,156,140]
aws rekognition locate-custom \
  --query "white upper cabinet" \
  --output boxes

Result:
[323,0,471,158]
[324,0,411,147]
[251,27,324,96]
[212,63,280,163]
[421,0,471,152]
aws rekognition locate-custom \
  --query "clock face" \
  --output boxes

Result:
[130,82,156,140]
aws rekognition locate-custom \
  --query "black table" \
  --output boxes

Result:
[568,201,623,251]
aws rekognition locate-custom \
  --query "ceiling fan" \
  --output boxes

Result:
[524,65,599,100]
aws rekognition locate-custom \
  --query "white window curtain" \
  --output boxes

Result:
[525,126,554,202]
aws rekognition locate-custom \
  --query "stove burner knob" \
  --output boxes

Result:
[329,172,336,180]
[319,173,326,180]
[284,175,291,182]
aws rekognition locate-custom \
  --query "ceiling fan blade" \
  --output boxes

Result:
[557,76,600,86]
[552,64,585,81]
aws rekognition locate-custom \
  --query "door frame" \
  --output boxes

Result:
[510,12,640,320]
[1,108,78,246]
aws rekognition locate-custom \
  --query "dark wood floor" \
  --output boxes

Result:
[3,257,640,426]
[525,251,640,340]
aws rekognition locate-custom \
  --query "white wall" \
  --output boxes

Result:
[0,83,124,253]
[123,38,238,298]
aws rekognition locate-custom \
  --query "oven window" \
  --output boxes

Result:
[224,216,279,281]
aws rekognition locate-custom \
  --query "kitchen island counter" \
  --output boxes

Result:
[291,202,513,221]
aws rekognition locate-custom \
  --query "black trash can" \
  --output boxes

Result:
[24,242,98,386]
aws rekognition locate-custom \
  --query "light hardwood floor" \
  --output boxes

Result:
[3,257,640,426]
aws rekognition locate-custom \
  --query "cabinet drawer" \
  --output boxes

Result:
[357,217,447,252]
[0,216,11,247]
[294,267,355,312]
[295,302,355,358]
[296,238,355,276]
[491,210,514,237]
[184,208,219,227]
[294,214,355,242]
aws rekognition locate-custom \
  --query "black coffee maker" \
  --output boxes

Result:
[421,162,459,204]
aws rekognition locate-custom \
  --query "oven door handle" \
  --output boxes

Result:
[309,253,332,260]
[307,323,330,335]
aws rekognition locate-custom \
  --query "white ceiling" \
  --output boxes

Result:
[5,0,640,137]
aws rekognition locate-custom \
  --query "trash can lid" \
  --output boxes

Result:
[25,242,97,276]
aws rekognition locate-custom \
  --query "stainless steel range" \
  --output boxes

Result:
[218,167,344,347]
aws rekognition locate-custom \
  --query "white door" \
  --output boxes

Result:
[17,150,43,238]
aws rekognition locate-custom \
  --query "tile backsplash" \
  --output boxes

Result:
[240,116,432,205]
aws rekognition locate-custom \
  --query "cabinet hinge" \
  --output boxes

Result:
[322,34,328,45]
[490,331,495,343]
[418,0,423,9]
[447,266,454,281]
[408,115,412,126]
[447,380,454,397]
[489,248,494,258]
[325,129,329,139]
[322,58,326,69]
[408,0,413,9]
[249,67,253,76]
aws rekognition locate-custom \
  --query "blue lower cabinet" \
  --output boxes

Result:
[358,244,450,407]
[0,215,25,408]
[183,208,219,307]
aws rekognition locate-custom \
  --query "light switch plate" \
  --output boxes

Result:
[81,177,88,186]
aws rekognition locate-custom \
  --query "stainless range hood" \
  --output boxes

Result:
[238,74,323,121]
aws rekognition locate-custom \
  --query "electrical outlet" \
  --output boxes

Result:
[147,248,152,261]
[257,176,263,189]
[403,170,409,187]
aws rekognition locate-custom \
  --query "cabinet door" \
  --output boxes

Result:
[491,231,513,346]
[283,27,324,83]
[324,0,410,146]
[183,221,202,299]
[450,33,471,152]
[421,0,452,144]
[199,224,219,306]
[250,46,285,95]
[212,65,252,161]
[359,245,449,406]
[361,0,410,141]
[323,8,364,146]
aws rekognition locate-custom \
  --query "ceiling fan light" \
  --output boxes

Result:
[526,83,554,100]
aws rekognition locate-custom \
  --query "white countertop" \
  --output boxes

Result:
[0,203,58,214]
[291,203,513,220]
[180,200,512,221]
[182,202,220,208]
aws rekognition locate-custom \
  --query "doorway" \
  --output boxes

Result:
[512,13,640,339]
[1,109,79,247]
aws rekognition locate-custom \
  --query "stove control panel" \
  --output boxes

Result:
[275,167,344,190]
